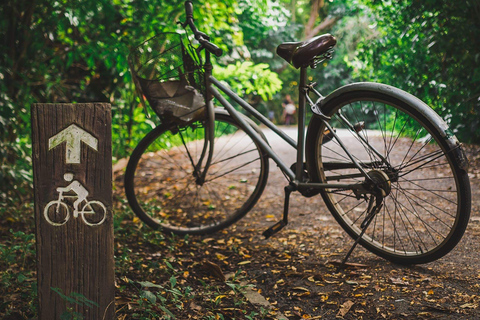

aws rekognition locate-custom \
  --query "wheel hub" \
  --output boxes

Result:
[384,167,399,183]
[367,170,392,197]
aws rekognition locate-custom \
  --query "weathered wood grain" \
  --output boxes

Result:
[32,103,114,320]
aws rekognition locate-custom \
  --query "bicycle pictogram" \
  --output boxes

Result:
[44,173,106,226]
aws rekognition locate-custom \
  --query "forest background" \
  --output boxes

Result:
[1,0,479,205]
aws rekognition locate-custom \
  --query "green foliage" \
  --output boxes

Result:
[309,2,377,94]
[1,0,478,204]
[269,0,368,123]
[355,0,480,143]
[236,0,292,65]
[0,226,37,318]
[0,0,284,202]
[214,61,283,101]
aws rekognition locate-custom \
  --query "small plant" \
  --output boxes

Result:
[245,311,259,320]
[0,229,35,267]
[130,275,195,319]
[51,287,99,320]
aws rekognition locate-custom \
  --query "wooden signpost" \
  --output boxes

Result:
[32,103,114,319]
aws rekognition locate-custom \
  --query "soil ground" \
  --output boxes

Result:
[1,127,478,320]
[112,127,480,319]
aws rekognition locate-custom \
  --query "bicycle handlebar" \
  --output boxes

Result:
[184,1,223,57]
[198,36,223,57]
[185,1,194,20]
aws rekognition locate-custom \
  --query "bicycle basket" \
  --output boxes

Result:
[129,32,206,124]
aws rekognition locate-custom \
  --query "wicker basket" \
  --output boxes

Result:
[129,33,206,124]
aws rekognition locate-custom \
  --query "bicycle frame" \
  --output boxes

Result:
[181,0,389,195]
[203,65,370,194]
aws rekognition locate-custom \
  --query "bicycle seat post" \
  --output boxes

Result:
[295,66,309,182]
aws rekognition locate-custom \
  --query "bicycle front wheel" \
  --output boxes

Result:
[306,84,471,264]
[81,201,107,226]
[124,111,269,235]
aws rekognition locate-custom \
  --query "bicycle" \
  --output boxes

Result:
[125,1,471,265]
[44,190,107,226]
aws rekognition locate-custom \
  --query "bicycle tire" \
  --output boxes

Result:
[81,200,107,226]
[44,201,70,226]
[124,109,269,235]
[305,83,471,264]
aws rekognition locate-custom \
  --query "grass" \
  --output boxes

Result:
[0,203,38,319]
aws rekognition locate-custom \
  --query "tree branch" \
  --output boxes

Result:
[305,16,339,40]
[304,0,324,39]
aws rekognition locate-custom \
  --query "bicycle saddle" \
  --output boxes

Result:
[277,34,337,69]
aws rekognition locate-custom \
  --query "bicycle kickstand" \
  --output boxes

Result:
[339,196,383,269]
[263,184,295,239]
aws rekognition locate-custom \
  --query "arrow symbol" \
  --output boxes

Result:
[48,124,98,164]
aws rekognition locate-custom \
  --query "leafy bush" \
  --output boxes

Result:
[354,0,480,143]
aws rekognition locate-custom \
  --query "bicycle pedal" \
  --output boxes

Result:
[263,220,288,239]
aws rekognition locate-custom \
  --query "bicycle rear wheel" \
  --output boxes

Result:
[44,201,70,226]
[124,110,269,235]
[306,84,471,264]
[81,201,107,226]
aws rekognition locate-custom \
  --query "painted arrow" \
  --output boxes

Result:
[48,124,98,164]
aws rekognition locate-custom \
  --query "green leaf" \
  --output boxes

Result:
[170,275,177,288]
[17,273,27,283]
[140,290,157,304]
[138,280,163,289]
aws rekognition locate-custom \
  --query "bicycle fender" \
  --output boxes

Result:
[311,82,468,171]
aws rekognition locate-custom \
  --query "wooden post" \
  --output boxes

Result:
[31,103,114,320]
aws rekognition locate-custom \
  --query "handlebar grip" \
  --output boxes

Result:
[185,1,194,19]
[202,40,223,57]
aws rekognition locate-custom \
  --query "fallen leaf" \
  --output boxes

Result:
[201,260,225,282]
[293,287,310,292]
[216,253,228,260]
[328,260,369,268]
[337,300,354,317]
[390,277,410,286]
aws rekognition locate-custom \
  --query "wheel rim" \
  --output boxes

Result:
[130,115,267,233]
[316,96,464,260]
